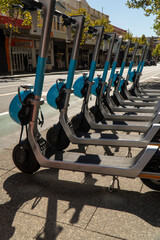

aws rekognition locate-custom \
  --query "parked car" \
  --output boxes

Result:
[150,60,157,66]
[144,60,150,66]
[144,60,157,66]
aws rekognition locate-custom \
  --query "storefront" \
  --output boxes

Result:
[0,29,8,74]
[10,38,33,72]
[33,39,54,71]
[54,41,66,70]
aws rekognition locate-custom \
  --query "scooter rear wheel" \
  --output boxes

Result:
[141,178,160,191]
[12,139,40,174]
[46,123,70,151]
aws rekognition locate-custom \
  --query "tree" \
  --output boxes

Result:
[123,29,133,40]
[67,8,113,45]
[126,0,160,35]
[93,16,113,33]
[0,0,32,74]
[138,34,147,45]
[67,8,92,45]
[152,43,160,59]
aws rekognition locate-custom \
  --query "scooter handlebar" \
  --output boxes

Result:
[21,0,42,11]
[130,42,138,48]
[54,10,76,25]
[88,26,98,34]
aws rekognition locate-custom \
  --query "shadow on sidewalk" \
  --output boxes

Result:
[1,169,160,239]
[140,81,160,90]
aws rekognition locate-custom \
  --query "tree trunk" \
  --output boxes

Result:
[9,32,13,75]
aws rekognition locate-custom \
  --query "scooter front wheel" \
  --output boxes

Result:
[12,140,40,174]
[141,178,160,191]
[71,112,90,133]
[46,123,70,151]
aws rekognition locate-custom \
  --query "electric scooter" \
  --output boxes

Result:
[71,35,160,132]
[119,44,160,102]
[9,0,160,192]
[88,39,160,122]
[45,25,160,152]
[112,43,160,105]
[128,45,160,96]
[100,41,160,113]
[73,40,160,133]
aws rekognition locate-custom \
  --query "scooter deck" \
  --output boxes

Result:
[101,104,155,121]
[124,92,160,101]
[111,105,156,113]
[106,96,158,113]
[36,144,158,178]
[116,98,157,107]
[89,121,149,132]
[62,113,160,147]
[121,87,160,100]
[86,114,150,132]
[141,90,160,94]
[55,151,136,169]
[85,106,151,132]
[133,88,160,97]
[114,88,159,103]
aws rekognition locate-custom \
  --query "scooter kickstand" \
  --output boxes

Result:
[126,147,132,158]
[108,176,120,192]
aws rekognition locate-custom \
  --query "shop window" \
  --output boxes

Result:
[47,55,51,64]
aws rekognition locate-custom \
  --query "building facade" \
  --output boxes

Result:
[0,0,127,74]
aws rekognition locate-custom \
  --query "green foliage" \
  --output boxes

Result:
[126,0,160,35]
[123,29,133,40]
[0,0,21,13]
[138,34,147,44]
[94,17,113,33]
[124,30,147,44]
[67,8,92,45]
[0,0,20,34]
[0,0,33,34]
[152,43,160,56]
[67,8,113,45]
[0,0,32,74]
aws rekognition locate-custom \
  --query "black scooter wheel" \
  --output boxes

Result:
[71,112,90,133]
[12,140,40,174]
[141,178,160,191]
[46,123,70,151]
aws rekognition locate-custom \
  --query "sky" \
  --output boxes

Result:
[86,0,156,37]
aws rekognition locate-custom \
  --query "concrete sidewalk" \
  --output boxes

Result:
[0,127,160,240]
[0,69,92,80]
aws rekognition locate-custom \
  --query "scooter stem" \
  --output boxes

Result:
[108,36,123,91]
[115,40,131,91]
[134,45,150,88]
[136,44,146,74]
[66,15,85,90]
[85,26,104,104]
[140,45,150,73]
[102,33,116,83]
[88,26,104,82]
[34,0,56,98]
[125,43,139,85]
[31,0,56,125]
[119,40,131,77]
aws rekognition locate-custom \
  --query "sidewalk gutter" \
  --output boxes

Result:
[0,69,96,80]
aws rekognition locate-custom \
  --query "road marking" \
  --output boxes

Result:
[0,93,47,116]
[0,92,18,97]
[0,84,20,89]
[0,91,47,97]
[0,111,9,116]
